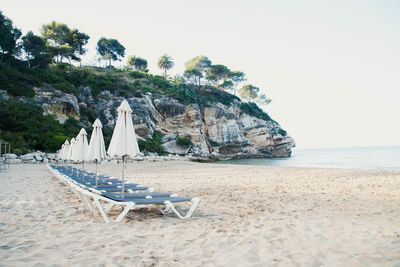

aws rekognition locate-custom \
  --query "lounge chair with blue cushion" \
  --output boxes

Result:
[48,165,200,223]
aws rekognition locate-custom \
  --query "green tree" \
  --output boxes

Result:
[126,55,148,72]
[183,68,202,86]
[185,55,212,71]
[41,21,89,64]
[21,31,51,68]
[228,70,246,95]
[256,93,272,106]
[184,55,211,87]
[0,11,22,63]
[157,54,174,76]
[41,21,73,63]
[97,37,125,68]
[238,84,260,102]
[171,74,184,84]
[69,29,90,66]
[206,64,230,86]
[0,99,67,152]
[220,80,234,92]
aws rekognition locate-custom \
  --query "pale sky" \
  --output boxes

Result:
[2,0,400,148]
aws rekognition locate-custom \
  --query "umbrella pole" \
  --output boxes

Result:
[82,161,85,180]
[121,156,125,198]
[95,159,98,187]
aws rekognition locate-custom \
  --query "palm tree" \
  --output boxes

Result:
[157,54,174,76]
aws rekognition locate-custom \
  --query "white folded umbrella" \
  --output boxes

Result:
[57,145,63,160]
[67,137,76,174]
[87,118,107,186]
[67,138,76,162]
[61,140,70,160]
[74,128,89,163]
[107,99,140,197]
[74,128,89,179]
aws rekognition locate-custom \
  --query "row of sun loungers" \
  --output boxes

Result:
[47,165,200,223]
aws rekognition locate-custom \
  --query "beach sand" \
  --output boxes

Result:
[1,161,400,266]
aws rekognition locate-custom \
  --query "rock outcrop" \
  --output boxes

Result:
[34,85,79,123]
[31,86,296,159]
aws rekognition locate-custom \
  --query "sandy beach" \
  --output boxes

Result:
[1,161,400,266]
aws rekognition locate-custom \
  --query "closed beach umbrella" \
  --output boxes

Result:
[74,128,89,162]
[108,99,140,197]
[74,128,89,179]
[57,145,63,160]
[68,138,76,161]
[62,140,70,161]
[87,118,107,186]
[67,137,76,174]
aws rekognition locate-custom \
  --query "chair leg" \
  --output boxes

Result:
[104,203,114,214]
[163,197,200,219]
[83,195,98,216]
[93,197,110,223]
[115,203,135,223]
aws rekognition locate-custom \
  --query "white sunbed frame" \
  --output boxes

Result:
[47,165,200,223]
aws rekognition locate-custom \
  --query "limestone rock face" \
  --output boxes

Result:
[20,153,34,161]
[27,86,295,159]
[34,86,79,123]
[162,140,191,155]
[77,86,93,104]
[202,103,295,158]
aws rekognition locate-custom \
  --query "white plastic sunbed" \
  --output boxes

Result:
[47,165,200,223]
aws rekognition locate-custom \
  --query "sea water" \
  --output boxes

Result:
[217,146,400,170]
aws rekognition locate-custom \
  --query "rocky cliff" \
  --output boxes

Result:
[32,85,295,160]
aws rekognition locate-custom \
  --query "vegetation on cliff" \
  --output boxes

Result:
[0,10,280,154]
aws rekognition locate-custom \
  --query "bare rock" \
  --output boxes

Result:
[162,140,190,155]
[3,154,17,159]
[8,158,22,164]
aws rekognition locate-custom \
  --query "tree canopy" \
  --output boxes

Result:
[184,55,211,87]
[21,31,51,68]
[238,84,260,102]
[97,37,125,68]
[0,11,21,63]
[126,55,148,72]
[183,68,202,86]
[41,21,89,64]
[185,55,211,72]
[157,54,174,76]
[206,64,230,85]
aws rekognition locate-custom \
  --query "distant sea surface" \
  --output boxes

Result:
[217,146,400,170]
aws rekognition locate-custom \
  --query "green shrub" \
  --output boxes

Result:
[141,84,156,94]
[53,81,77,95]
[62,116,82,138]
[195,86,239,106]
[177,137,192,147]
[129,71,148,79]
[7,83,34,97]
[208,139,221,147]
[0,64,35,97]
[240,102,274,122]
[133,80,141,88]
[138,131,164,154]
[80,106,97,122]
[164,83,196,104]
[148,75,169,90]
[278,128,287,136]
[0,99,68,152]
